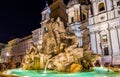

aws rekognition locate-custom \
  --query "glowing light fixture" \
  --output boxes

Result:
[6,52,10,56]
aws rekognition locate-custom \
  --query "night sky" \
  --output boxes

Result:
[0,0,69,43]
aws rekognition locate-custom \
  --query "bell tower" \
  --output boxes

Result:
[41,1,51,24]
[40,1,51,34]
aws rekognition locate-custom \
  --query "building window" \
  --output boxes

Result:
[101,16,105,20]
[102,35,107,43]
[118,11,120,14]
[98,3,105,12]
[104,47,109,56]
[44,27,47,32]
[43,14,46,20]
[117,1,120,6]
[71,17,74,23]
[81,12,86,21]
[82,13,86,21]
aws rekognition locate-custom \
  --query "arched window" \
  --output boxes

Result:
[117,1,120,6]
[81,13,86,21]
[102,35,107,43]
[98,3,105,12]
[104,47,109,56]
[82,13,86,20]
[71,17,74,23]
[44,14,46,20]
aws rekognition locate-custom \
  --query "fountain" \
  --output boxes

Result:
[3,17,120,77]
[44,59,52,74]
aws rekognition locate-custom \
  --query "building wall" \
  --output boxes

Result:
[32,28,43,50]
[1,45,11,63]
[66,3,83,47]
[66,0,91,49]
[88,0,120,65]
[1,36,32,63]
[12,35,32,62]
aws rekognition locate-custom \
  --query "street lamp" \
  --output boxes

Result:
[6,52,10,57]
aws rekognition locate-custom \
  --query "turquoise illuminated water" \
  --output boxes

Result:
[4,67,120,77]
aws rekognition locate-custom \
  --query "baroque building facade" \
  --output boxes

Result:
[1,45,11,62]
[1,38,20,63]
[88,0,120,65]
[32,28,43,50]
[11,35,32,63]
[1,36,32,63]
[66,0,91,48]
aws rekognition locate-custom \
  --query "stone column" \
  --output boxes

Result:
[96,31,102,54]
[111,27,120,55]
[74,9,78,22]
[90,31,97,53]
[94,31,98,54]
[118,26,120,53]
[116,26,120,54]
[108,25,120,64]
[107,27,113,64]
[89,32,93,52]
[77,7,80,21]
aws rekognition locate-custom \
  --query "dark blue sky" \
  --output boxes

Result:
[0,0,69,43]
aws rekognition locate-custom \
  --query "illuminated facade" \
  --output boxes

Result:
[11,35,32,62]
[1,38,19,63]
[1,45,11,62]
[66,0,91,48]
[32,28,43,50]
[88,0,120,65]
[40,1,51,35]
[1,36,32,63]
[66,0,82,47]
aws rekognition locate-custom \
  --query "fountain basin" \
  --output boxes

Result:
[3,67,120,77]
